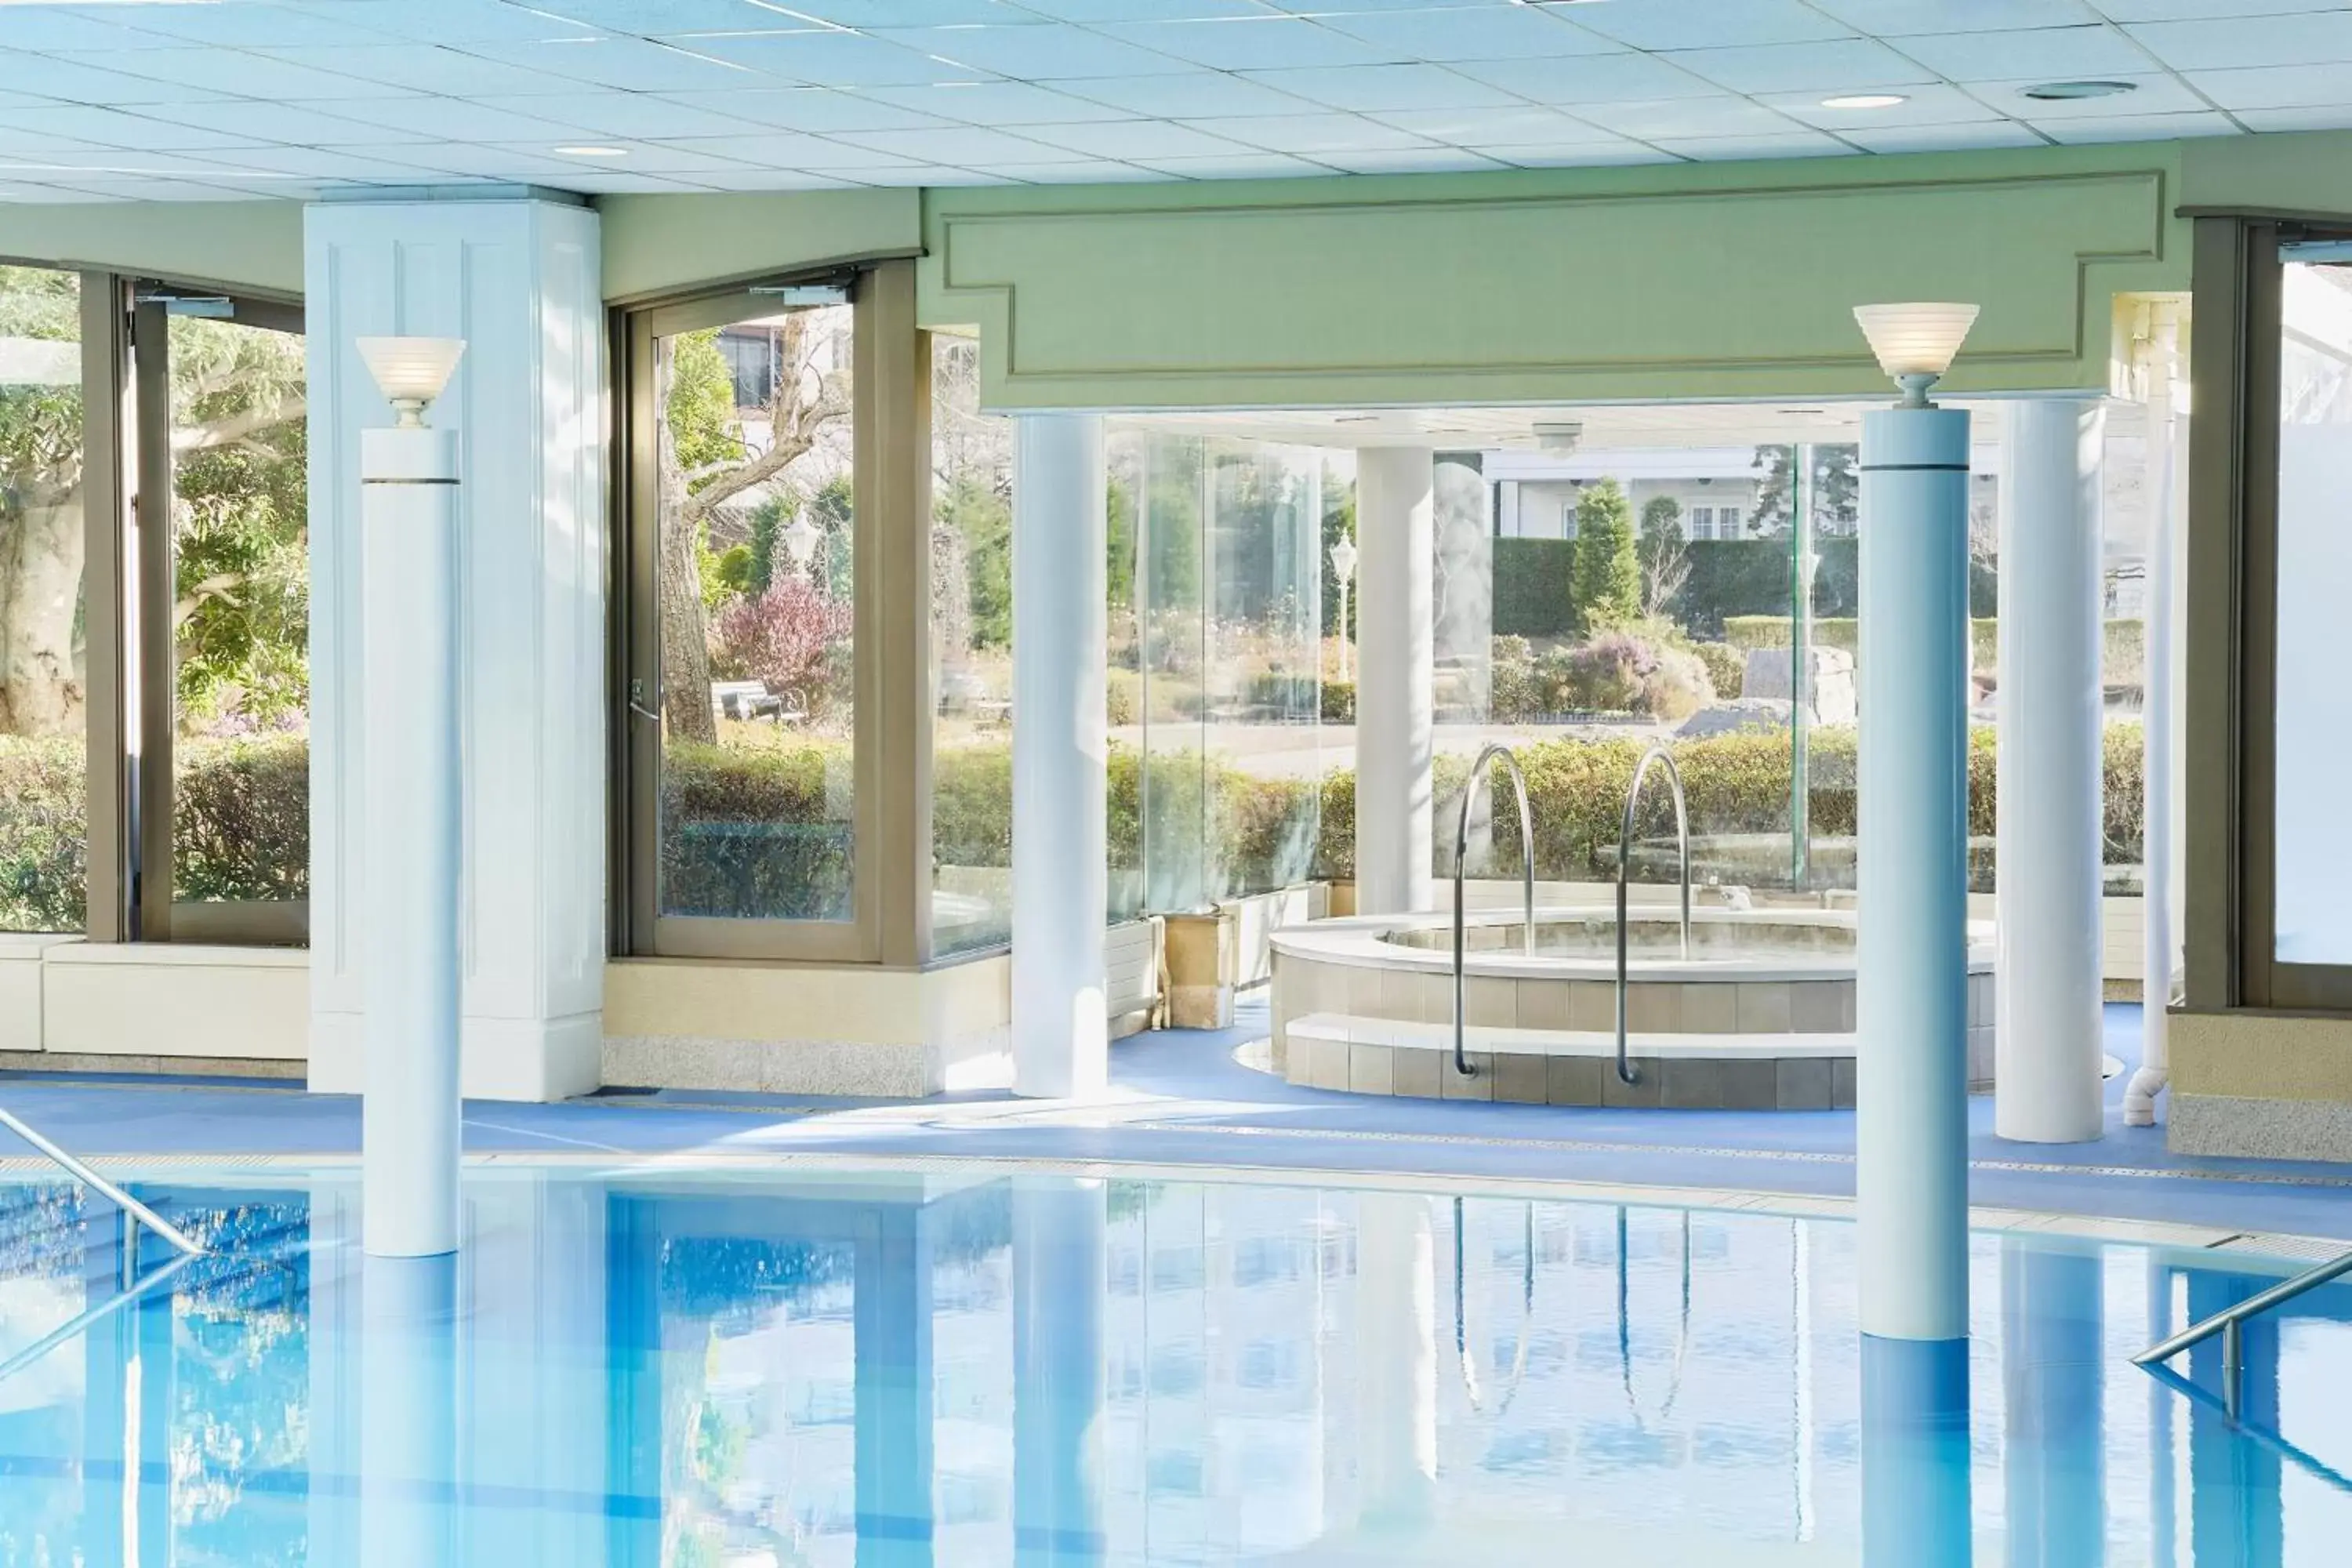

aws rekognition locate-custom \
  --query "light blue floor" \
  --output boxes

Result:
[2,1001,2349,1241]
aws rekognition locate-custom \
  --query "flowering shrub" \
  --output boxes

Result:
[710,578,854,718]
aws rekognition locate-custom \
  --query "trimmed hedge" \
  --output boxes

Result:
[1727,615,2148,686]
[1490,537,1577,637]
[2,721,2152,931]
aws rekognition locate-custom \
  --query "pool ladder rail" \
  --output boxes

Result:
[2136,1243,2352,1425]
[1615,744,1693,1087]
[1450,743,1536,1079]
[0,1101,205,1258]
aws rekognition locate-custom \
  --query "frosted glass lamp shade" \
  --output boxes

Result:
[357,336,466,426]
[1851,303,1979,378]
[1330,536,1358,582]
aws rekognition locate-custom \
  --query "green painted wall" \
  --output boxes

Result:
[920,142,2198,411]
[597,188,920,304]
[0,199,305,296]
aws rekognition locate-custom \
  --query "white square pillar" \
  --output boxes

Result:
[306,198,607,1102]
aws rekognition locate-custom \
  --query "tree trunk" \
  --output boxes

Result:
[0,489,86,737]
[655,344,717,745]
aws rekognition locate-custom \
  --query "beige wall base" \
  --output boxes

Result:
[2167,1007,2352,1163]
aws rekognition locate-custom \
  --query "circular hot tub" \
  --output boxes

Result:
[1266,906,1996,1110]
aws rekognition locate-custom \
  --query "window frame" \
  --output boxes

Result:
[612,265,909,964]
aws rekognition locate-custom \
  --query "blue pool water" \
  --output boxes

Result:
[0,1163,2344,1566]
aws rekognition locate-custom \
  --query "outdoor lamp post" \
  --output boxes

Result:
[1849,302,1976,1356]
[1330,534,1359,682]
[782,507,822,580]
[354,334,466,1261]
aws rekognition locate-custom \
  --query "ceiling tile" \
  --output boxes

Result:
[1650,130,1857,160]
[1471,141,1680,167]
[673,166,866,189]
[1181,111,1432,151]
[1893,26,2158,81]
[45,46,419,101]
[672,87,967,130]
[1667,39,1936,95]
[779,0,1048,23]
[876,24,1196,78]
[99,2,416,49]
[1127,151,1334,179]
[1454,52,1719,105]
[527,140,760,173]
[1370,104,1616,143]
[1573,96,1810,138]
[136,100,426,147]
[1096,18,1394,71]
[2185,63,2352,109]
[0,103,262,153]
[1563,0,1857,50]
[1308,146,1508,173]
[1762,82,2005,128]
[0,9,201,51]
[858,80,1134,122]
[342,141,604,177]
[640,131,927,167]
[256,45,595,96]
[1808,0,2105,32]
[527,0,822,31]
[1009,117,1257,156]
[315,2,604,45]
[542,169,724,193]
[0,50,234,105]
[1238,64,1515,111]
[1840,121,2048,152]
[1013,0,1276,18]
[313,96,593,143]
[673,29,985,85]
[834,125,1083,163]
[193,144,458,180]
[986,159,1171,182]
[1962,71,2206,117]
[0,128,117,158]
[0,181,122,203]
[2032,109,2241,140]
[5,146,288,179]
[2234,103,2352,130]
[469,91,775,137]
[1316,6,1624,63]
[840,162,1000,185]
[2129,13,2352,70]
[38,175,310,200]
[1052,71,1326,116]
[2091,0,2349,18]
[463,37,770,92]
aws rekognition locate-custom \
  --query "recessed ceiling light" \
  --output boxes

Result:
[1820,93,1907,111]
[555,146,630,158]
[2020,79,2136,102]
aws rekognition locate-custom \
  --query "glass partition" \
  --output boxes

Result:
[0,266,87,933]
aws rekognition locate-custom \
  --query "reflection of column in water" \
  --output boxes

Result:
[1014,1178,1107,1566]
[361,1254,459,1568]
[1794,1218,1817,1543]
[2001,1240,2105,1566]
[1860,1336,1973,1568]
[855,1203,935,1568]
[1354,1192,1437,1534]
[2187,1268,2282,1567]
[2147,1258,2178,1568]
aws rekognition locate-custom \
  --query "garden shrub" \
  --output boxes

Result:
[0,735,86,931]
[1693,641,1744,699]
[1319,680,1355,724]
[174,735,309,903]
[1490,538,1576,637]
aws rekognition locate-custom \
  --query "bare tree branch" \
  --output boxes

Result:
[172,398,305,452]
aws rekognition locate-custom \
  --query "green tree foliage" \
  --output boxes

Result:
[1641,495,1682,536]
[939,474,1011,648]
[665,329,741,474]
[1636,492,1690,622]
[0,266,91,737]
[1570,478,1640,630]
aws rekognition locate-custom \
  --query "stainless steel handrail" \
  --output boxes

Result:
[1616,744,1693,1087]
[0,1104,204,1257]
[2135,1245,2352,1421]
[1452,742,1535,1079]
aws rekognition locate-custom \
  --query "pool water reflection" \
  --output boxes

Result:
[0,1165,2344,1566]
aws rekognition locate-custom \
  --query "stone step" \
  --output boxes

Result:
[1282,1011,1855,1109]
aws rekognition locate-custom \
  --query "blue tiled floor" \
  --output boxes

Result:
[3,1000,2348,1240]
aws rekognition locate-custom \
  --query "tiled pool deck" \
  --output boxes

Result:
[1,1001,2347,1244]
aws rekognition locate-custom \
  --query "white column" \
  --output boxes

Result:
[1012,415,1108,1099]
[2001,1239,2106,1564]
[1013,1178,1107,1565]
[307,198,607,1102]
[1857,403,1973,1345]
[360,423,460,1257]
[1354,448,1434,916]
[1996,399,2107,1143]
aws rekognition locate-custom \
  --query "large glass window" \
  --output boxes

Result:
[161,306,309,939]
[623,281,867,958]
[0,265,86,933]
[929,333,1014,957]
[2272,256,2352,965]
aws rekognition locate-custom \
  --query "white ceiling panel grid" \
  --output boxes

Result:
[0,0,2345,199]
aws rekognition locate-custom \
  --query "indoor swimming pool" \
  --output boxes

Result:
[0,1161,2343,1566]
